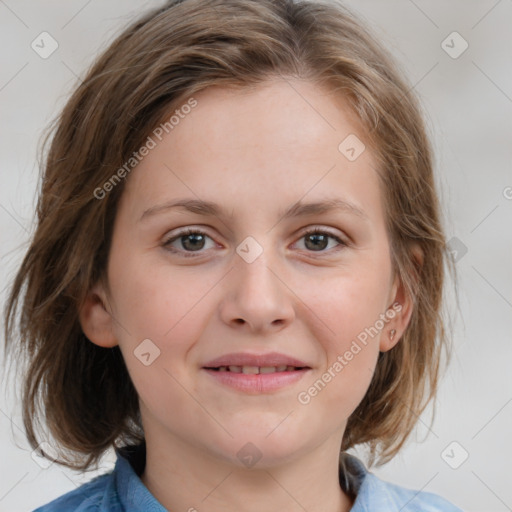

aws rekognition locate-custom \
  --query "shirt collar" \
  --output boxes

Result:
[114,442,167,511]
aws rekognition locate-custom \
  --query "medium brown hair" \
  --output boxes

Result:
[3,0,455,470]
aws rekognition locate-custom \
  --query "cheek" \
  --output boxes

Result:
[108,251,215,344]
[303,262,391,351]
[295,261,390,408]
[106,254,219,403]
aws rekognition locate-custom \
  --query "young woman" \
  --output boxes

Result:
[4,1,461,510]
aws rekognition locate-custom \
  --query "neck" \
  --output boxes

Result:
[140,430,354,512]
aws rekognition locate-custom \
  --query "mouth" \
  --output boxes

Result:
[202,364,311,393]
[201,352,312,393]
[203,365,309,374]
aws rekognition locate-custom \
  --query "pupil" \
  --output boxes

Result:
[305,234,327,251]
[182,234,205,251]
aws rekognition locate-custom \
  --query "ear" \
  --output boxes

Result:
[379,244,423,352]
[78,280,118,348]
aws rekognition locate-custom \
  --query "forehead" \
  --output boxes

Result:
[121,78,384,226]
[170,78,368,160]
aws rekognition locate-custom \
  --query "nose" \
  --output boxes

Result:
[219,250,295,335]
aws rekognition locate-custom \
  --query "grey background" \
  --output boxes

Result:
[1,1,511,511]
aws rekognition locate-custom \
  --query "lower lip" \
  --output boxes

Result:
[202,368,310,393]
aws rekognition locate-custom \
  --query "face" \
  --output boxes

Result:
[82,78,409,468]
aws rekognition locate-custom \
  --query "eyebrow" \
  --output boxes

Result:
[139,197,368,222]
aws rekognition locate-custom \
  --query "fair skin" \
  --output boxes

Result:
[80,77,414,512]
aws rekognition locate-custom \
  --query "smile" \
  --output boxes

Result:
[206,365,307,374]
[202,366,310,393]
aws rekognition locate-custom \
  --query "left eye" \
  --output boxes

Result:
[294,229,346,252]
[163,228,346,257]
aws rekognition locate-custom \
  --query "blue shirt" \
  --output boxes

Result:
[34,442,464,511]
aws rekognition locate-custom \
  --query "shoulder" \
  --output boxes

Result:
[360,472,464,511]
[32,472,120,512]
[341,454,464,512]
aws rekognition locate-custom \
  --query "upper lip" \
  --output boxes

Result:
[203,352,311,368]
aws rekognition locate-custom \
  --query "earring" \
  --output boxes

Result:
[389,329,396,341]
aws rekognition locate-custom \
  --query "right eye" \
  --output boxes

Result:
[163,228,217,257]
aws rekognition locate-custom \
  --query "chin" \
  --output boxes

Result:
[217,430,306,470]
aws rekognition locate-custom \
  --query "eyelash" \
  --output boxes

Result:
[162,227,348,258]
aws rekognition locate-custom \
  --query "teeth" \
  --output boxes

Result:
[216,365,302,374]
[242,366,259,375]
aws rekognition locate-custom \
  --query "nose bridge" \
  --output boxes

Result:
[237,247,277,295]
[236,243,281,304]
